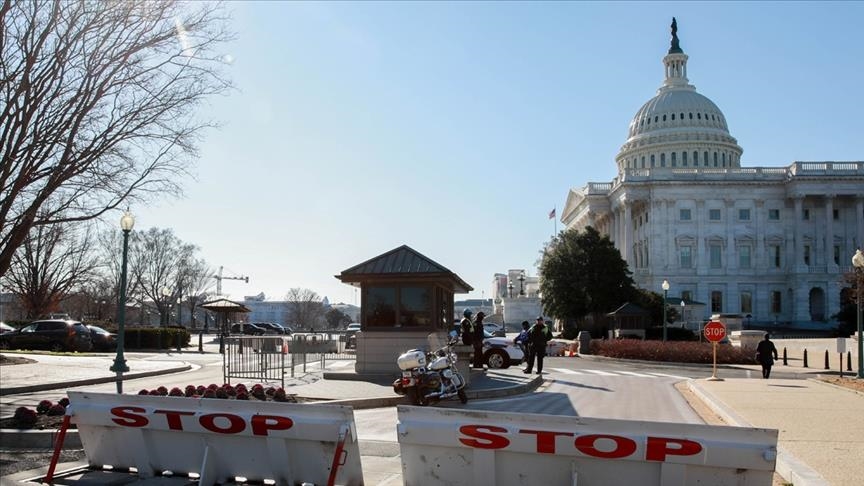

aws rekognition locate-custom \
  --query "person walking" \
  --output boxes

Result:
[755,333,779,379]
[472,312,486,369]
[459,309,474,346]
[523,316,552,375]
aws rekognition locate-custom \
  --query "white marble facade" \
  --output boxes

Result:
[561,22,864,328]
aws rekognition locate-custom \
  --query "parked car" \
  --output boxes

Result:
[345,323,361,349]
[483,322,506,337]
[229,323,266,336]
[0,322,15,334]
[87,325,117,351]
[0,319,93,352]
[253,322,291,335]
[452,324,524,369]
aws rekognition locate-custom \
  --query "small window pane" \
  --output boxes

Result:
[680,209,691,221]
[680,246,692,268]
[711,291,723,313]
[709,209,721,221]
[768,209,780,220]
[740,292,752,314]
[366,287,396,327]
[739,209,751,221]
[739,246,751,268]
[399,287,431,327]
[710,245,722,268]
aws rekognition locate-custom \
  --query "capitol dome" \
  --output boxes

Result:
[616,19,743,174]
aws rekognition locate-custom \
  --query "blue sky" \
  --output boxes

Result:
[133,1,863,305]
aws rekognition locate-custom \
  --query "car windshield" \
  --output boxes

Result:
[89,325,109,334]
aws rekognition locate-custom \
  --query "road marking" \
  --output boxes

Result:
[646,372,691,380]
[550,368,585,375]
[326,360,354,369]
[581,369,619,376]
[617,371,658,378]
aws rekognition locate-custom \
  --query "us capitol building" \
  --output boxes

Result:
[561,19,863,330]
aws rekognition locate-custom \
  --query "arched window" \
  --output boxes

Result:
[671,152,677,167]
[682,151,688,166]
[713,152,718,166]
[693,151,698,164]
[722,153,726,165]
[680,113,684,120]
[671,114,675,120]
[662,114,666,122]
[697,113,701,120]
[641,156,645,168]
[654,116,658,123]
[651,154,655,167]
[689,112,693,119]
[660,153,666,167]
[704,151,709,167]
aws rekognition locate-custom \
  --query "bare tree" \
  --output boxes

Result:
[1,219,99,318]
[128,227,194,326]
[0,0,233,276]
[178,255,213,328]
[285,288,326,331]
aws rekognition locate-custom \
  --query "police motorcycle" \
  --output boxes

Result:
[392,332,467,406]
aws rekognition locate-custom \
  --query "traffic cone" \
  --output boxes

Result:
[281,339,289,354]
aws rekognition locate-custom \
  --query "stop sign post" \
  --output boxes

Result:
[703,321,726,381]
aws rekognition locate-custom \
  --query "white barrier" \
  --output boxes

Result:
[66,391,363,485]
[397,406,778,486]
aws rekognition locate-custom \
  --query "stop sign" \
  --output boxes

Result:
[704,321,726,342]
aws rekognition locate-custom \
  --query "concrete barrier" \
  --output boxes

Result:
[397,405,778,486]
[65,391,363,485]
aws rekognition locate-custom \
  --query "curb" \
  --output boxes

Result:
[686,380,829,486]
[0,364,193,396]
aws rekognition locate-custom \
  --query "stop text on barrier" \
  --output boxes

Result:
[458,424,703,462]
[111,406,294,436]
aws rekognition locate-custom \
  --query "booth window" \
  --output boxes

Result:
[365,285,440,329]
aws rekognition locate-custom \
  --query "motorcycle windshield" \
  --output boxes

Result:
[425,332,451,352]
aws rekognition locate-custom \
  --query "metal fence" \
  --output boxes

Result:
[223,333,356,387]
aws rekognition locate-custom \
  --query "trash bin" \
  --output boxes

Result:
[578,331,592,355]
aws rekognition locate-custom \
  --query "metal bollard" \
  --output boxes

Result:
[848,351,853,372]
[782,347,788,366]
[824,350,829,370]
[198,332,203,353]
[803,349,808,368]
[176,333,181,352]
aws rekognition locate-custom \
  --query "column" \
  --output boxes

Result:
[755,199,765,270]
[725,198,735,271]
[696,200,706,274]
[825,195,835,270]
[624,201,633,266]
[793,196,804,270]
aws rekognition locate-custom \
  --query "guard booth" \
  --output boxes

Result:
[336,245,473,374]
[200,298,251,354]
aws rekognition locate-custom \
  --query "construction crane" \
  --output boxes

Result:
[214,266,249,296]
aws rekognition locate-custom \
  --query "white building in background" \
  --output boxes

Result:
[239,293,359,329]
[561,19,863,330]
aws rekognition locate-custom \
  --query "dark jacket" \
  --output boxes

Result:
[528,323,552,352]
[460,317,474,345]
[756,339,778,365]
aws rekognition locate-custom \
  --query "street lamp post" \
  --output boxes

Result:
[852,249,864,379]
[110,211,134,393]
[518,271,525,296]
[680,300,686,330]
[661,280,670,342]
[508,281,514,299]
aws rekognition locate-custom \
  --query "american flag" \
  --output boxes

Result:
[548,208,556,219]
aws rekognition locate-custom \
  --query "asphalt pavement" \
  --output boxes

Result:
[1,338,862,486]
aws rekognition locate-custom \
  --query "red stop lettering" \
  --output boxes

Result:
[519,429,575,454]
[154,409,195,430]
[646,436,703,462]
[111,406,148,427]
[200,413,246,434]
[459,425,510,450]
[574,434,637,459]
[251,415,294,436]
